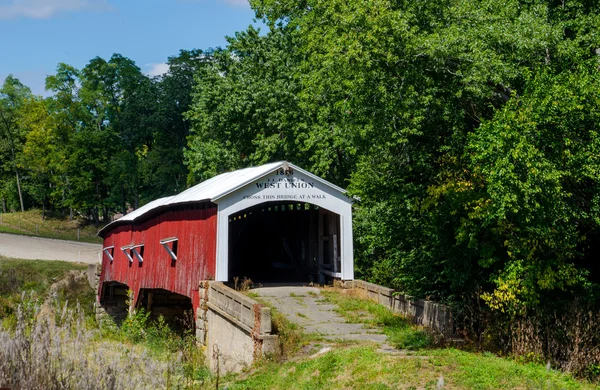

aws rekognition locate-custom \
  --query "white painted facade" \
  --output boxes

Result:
[213,164,354,281]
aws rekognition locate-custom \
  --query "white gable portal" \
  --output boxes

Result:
[213,162,354,282]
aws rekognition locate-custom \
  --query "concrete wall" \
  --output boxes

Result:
[345,279,453,335]
[87,263,100,290]
[197,282,278,374]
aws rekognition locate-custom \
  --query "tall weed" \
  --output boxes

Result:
[0,293,196,389]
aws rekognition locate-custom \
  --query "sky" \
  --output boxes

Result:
[0,0,261,95]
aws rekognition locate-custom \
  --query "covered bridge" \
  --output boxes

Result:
[97,161,354,325]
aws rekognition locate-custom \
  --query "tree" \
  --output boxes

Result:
[185,27,312,183]
[45,63,88,219]
[139,49,220,201]
[17,96,55,219]
[0,76,32,212]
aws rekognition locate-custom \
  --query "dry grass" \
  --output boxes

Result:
[0,294,183,390]
[0,258,211,389]
[233,276,253,292]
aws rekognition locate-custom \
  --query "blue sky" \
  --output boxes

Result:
[0,0,261,95]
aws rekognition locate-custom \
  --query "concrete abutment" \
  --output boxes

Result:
[196,281,278,374]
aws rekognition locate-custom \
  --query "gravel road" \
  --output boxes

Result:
[0,233,102,263]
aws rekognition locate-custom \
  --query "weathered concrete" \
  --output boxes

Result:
[251,285,388,343]
[346,280,453,335]
[87,263,101,289]
[198,282,278,374]
[0,232,101,263]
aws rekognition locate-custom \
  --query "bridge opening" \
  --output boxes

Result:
[228,201,341,283]
[137,288,194,332]
[99,281,129,323]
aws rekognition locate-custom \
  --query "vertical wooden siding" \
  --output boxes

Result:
[99,206,218,317]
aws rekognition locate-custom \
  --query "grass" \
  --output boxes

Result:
[0,256,88,294]
[98,308,212,384]
[258,297,313,358]
[224,345,595,389]
[1,291,204,389]
[0,209,103,243]
[0,256,93,326]
[320,288,432,350]
[225,287,596,388]
[0,257,212,389]
[1,260,596,389]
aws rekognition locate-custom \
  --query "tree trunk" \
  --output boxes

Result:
[103,207,110,224]
[121,187,127,215]
[15,171,24,212]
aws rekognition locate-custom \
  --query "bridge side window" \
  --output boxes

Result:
[103,246,114,262]
[131,244,144,263]
[160,237,178,261]
[121,245,133,262]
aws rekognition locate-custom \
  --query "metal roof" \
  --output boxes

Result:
[98,161,347,237]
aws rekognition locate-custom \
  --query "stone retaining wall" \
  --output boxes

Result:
[345,279,453,335]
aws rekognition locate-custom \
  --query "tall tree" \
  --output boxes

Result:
[184,27,331,184]
[139,49,220,201]
[17,96,54,219]
[0,76,32,212]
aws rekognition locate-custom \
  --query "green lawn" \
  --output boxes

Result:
[225,345,594,390]
[0,209,103,243]
[320,288,432,350]
[0,257,93,326]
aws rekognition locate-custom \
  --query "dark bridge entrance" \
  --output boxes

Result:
[228,201,341,283]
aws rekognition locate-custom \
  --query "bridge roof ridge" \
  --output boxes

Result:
[98,161,348,237]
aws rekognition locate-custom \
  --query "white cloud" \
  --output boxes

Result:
[177,0,249,8]
[0,0,112,20]
[145,63,170,77]
[222,0,249,7]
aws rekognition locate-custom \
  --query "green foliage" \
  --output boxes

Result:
[0,75,32,213]
[465,66,600,311]
[1,49,213,223]
[184,27,313,183]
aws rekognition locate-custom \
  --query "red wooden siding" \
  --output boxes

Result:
[99,206,218,317]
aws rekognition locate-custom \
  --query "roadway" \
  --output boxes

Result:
[0,232,102,263]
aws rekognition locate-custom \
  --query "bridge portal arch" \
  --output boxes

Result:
[213,164,353,282]
[227,201,343,283]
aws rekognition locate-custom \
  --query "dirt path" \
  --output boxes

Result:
[0,232,102,263]
[251,285,388,344]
